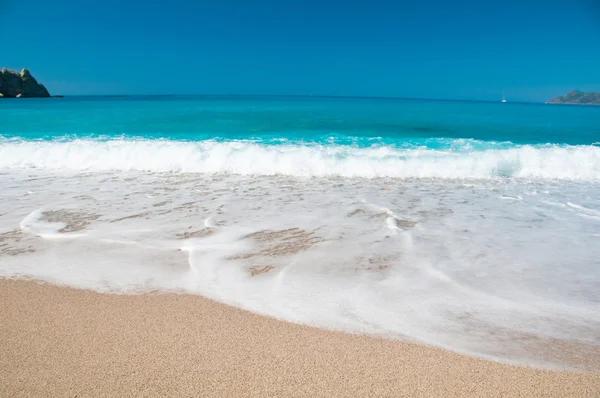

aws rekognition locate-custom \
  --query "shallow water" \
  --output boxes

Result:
[1,170,599,369]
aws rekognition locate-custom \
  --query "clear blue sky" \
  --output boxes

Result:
[1,0,599,101]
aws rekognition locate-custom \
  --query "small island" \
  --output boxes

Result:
[547,90,600,105]
[0,68,51,98]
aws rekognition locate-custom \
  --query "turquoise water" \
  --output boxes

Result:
[1,96,599,145]
[1,96,599,179]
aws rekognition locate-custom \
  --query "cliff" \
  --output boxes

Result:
[0,68,51,98]
[547,90,600,105]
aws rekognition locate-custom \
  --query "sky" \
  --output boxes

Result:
[1,0,599,101]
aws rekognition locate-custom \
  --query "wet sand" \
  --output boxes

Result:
[1,279,599,397]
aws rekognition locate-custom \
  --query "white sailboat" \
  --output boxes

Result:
[502,95,507,103]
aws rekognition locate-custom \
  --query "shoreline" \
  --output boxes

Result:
[1,279,599,397]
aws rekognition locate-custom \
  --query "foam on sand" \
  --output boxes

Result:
[1,170,599,370]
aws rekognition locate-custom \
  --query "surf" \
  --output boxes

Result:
[1,138,600,180]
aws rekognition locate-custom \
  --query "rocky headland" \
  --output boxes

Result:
[547,90,600,105]
[0,68,51,98]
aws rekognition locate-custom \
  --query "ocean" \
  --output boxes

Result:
[1,96,599,369]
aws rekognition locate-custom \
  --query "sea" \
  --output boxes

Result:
[1,96,599,369]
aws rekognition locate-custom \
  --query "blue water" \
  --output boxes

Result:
[1,96,599,144]
[1,96,600,179]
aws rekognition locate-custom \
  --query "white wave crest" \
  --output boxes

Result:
[1,139,600,180]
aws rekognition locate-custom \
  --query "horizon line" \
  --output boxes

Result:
[46,94,543,104]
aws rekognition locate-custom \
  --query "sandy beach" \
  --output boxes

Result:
[1,279,599,397]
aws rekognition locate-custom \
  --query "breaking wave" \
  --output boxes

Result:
[1,138,600,180]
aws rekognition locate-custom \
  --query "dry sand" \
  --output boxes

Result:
[1,279,599,397]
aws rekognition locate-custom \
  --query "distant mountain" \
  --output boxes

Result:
[0,68,51,98]
[547,90,600,105]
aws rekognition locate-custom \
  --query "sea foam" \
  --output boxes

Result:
[1,138,600,180]
[1,170,599,370]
